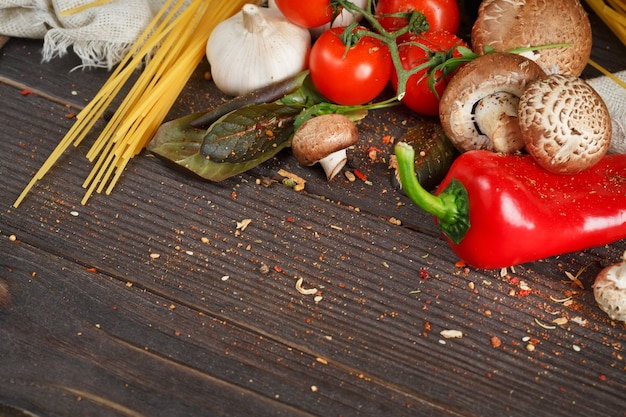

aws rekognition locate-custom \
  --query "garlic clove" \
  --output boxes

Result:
[206,4,311,97]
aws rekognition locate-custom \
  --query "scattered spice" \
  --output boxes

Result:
[534,318,557,330]
[550,295,573,303]
[278,169,306,191]
[490,335,502,348]
[454,260,467,268]
[440,329,463,339]
[295,276,318,295]
[353,168,368,182]
[565,265,589,289]
[236,218,252,232]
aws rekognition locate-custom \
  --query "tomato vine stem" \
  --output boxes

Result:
[330,0,572,101]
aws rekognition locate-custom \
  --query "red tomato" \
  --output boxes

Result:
[375,0,460,34]
[273,0,334,28]
[309,27,393,105]
[391,30,467,116]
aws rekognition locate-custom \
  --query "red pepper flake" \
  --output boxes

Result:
[86,267,97,273]
[454,260,467,268]
[490,336,502,348]
[381,135,393,144]
[286,217,295,223]
[273,265,283,273]
[353,168,367,182]
[518,289,531,297]
[509,277,520,285]
[20,89,32,96]
[265,129,274,137]
[368,147,382,162]
[419,268,429,280]
[599,374,607,382]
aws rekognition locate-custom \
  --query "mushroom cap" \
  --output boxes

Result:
[439,52,545,152]
[594,259,626,323]
[291,114,359,166]
[471,0,592,76]
[518,74,611,174]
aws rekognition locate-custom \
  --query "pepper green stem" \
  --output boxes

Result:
[394,142,470,244]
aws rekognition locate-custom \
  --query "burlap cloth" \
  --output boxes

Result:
[587,71,626,154]
[1,1,625,152]
[0,0,169,69]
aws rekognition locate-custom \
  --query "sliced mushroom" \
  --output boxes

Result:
[471,0,592,77]
[594,251,626,323]
[439,53,545,153]
[518,74,611,174]
[291,114,359,180]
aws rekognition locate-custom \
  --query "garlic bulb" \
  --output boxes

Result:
[206,4,311,97]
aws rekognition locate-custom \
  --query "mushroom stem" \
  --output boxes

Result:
[319,149,348,181]
[473,92,524,153]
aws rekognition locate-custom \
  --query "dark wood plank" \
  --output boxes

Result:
[2,4,626,416]
[2,81,626,417]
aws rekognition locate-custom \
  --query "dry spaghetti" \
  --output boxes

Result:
[14,0,257,207]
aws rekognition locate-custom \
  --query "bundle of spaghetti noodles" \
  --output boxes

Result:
[14,0,258,207]
[584,0,626,48]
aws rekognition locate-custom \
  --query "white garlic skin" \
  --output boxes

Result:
[206,4,311,97]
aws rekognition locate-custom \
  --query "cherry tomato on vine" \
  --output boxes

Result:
[391,30,468,116]
[309,26,393,105]
[375,0,460,34]
[273,0,334,28]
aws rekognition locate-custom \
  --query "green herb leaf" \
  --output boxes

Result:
[201,103,302,163]
[148,104,301,182]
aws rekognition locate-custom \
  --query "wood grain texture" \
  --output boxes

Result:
[1,4,626,417]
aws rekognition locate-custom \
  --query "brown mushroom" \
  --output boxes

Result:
[593,251,626,323]
[439,53,545,153]
[291,114,359,180]
[518,74,611,174]
[471,0,592,77]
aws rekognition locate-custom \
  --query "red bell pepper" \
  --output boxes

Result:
[394,143,626,269]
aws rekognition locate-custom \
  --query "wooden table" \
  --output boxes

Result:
[1,4,625,417]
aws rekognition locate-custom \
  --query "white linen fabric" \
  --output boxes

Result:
[587,70,626,154]
[0,0,169,69]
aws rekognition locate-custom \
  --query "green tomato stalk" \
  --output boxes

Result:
[330,0,571,101]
